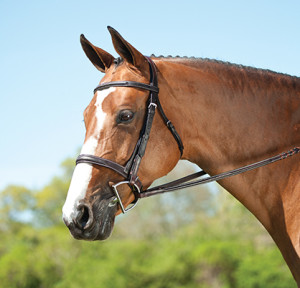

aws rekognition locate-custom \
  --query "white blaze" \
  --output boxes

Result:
[62,87,116,223]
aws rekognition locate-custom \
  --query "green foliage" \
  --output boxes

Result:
[0,241,40,288]
[235,249,295,288]
[35,176,70,226]
[0,185,35,225]
[0,159,296,287]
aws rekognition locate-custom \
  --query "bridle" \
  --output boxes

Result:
[76,57,184,213]
[76,56,300,213]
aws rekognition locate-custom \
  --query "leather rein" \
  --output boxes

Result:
[76,56,300,213]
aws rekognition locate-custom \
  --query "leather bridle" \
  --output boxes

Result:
[75,56,300,213]
[76,57,184,213]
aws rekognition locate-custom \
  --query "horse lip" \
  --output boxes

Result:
[65,222,86,240]
[66,220,112,241]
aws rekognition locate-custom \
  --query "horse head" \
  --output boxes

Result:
[62,27,182,240]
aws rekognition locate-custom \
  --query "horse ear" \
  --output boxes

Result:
[107,26,148,72]
[80,34,114,73]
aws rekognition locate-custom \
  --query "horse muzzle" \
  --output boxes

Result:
[62,197,117,240]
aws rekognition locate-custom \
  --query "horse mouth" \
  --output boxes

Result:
[66,218,115,241]
[64,196,118,241]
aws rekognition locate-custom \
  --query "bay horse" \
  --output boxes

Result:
[62,27,300,284]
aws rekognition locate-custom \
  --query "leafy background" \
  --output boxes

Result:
[0,159,296,287]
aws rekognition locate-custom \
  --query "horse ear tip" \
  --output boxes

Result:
[107,26,117,34]
[80,34,90,47]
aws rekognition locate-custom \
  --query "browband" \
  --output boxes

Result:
[94,81,159,94]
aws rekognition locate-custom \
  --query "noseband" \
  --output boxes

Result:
[75,56,300,214]
[76,57,184,213]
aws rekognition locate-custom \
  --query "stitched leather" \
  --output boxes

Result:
[94,81,159,94]
[139,147,300,198]
[76,154,128,178]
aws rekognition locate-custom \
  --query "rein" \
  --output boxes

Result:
[76,57,300,213]
[139,147,300,198]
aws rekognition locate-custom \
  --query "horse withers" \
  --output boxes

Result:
[62,27,300,284]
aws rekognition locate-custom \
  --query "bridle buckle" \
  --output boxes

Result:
[148,102,157,109]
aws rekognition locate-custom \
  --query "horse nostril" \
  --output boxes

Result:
[75,204,93,230]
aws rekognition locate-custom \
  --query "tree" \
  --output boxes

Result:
[0,156,296,287]
[34,157,73,227]
[0,185,35,232]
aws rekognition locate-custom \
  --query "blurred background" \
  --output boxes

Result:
[1,0,299,287]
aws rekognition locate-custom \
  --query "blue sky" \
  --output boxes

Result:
[1,0,299,190]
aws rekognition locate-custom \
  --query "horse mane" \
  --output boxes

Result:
[150,54,300,83]
[113,54,299,87]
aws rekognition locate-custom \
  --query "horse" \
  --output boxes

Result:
[62,27,300,284]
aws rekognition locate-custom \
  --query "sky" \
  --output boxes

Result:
[0,0,299,190]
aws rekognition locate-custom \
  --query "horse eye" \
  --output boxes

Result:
[117,110,134,124]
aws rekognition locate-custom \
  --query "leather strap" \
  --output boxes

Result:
[126,57,160,185]
[138,147,300,198]
[76,154,128,178]
[94,81,159,94]
[156,97,184,156]
[76,154,143,190]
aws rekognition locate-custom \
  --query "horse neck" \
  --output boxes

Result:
[156,57,299,173]
[155,58,300,282]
